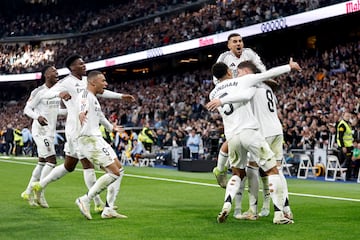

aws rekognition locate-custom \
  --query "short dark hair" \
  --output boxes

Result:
[237,61,261,74]
[212,62,228,79]
[64,54,82,69]
[40,65,53,82]
[87,70,103,81]
[227,33,241,41]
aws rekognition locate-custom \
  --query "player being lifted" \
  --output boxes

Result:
[207,58,301,224]
[212,33,271,218]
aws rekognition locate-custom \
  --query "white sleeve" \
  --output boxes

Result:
[99,112,113,132]
[219,87,256,104]
[237,65,291,89]
[23,93,40,120]
[98,90,123,99]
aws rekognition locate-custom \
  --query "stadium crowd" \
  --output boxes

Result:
[0,0,359,180]
[1,37,360,178]
[0,0,346,74]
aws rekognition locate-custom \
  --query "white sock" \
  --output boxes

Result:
[25,162,45,193]
[106,168,124,208]
[87,173,118,200]
[247,166,259,214]
[278,167,291,213]
[217,150,228,172]
[83,169,103,205]
[268,174,285,212]
[40,163,69,188]
[278,167,289,200]
[40,162,56,180]
[261,175,270,210]
[223,175,241,211]
[233,176,246,216]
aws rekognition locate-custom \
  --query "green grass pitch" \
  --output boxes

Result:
[0,156,359,240]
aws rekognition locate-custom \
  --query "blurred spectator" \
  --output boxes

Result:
[351,140,360,179]
[336,111,354,180]
[5,124,14,155]
[138,121,156,152]
[130,139,146,165]
[13,124,24,156]
[186,128,201,160]
[0,126,7,154]
[21,125,33,156]
[0,0,348,74]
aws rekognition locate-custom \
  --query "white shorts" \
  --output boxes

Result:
[228,129,276,172]
[33,135,55,158]
[78,136,117,168]
[248,134,284,163]
[64,134,79,159]
[265,134,284,161]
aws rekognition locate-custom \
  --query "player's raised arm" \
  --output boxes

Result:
[235,58,302,89]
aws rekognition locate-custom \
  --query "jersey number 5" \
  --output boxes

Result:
[219,92,234,115]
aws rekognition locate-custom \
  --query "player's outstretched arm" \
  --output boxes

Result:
[99,90,135,102]
[289,57,302,71]
[239,58,302,88]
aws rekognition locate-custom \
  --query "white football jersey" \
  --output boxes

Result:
[251,83,283,137]
[44,74,87,137]
[210,65,291,140]
[209,80,259,140]
[214,48,266,84]
[78,90,113,137]
[24,84,61,137]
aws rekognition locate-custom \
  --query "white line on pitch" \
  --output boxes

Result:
[1,157,360,202]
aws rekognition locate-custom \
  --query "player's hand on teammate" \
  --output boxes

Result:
[79,111,87,125]
[38,116,48,126]
[206,99,222,112]
[59,91,71,101]
[289,57,302,72]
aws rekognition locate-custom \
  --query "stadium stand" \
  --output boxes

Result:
[0,0,359,179]
[0,0,349,74]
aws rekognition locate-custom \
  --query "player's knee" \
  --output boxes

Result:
[221,141,229,153]
[265,166,279,176]
[64,163,76,172]
[64,156,78,172]
[46,155,57,164]
[232,168,246,179]
[80,158,94,169]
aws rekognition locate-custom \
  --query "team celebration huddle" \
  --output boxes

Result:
[20,33,301,224]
